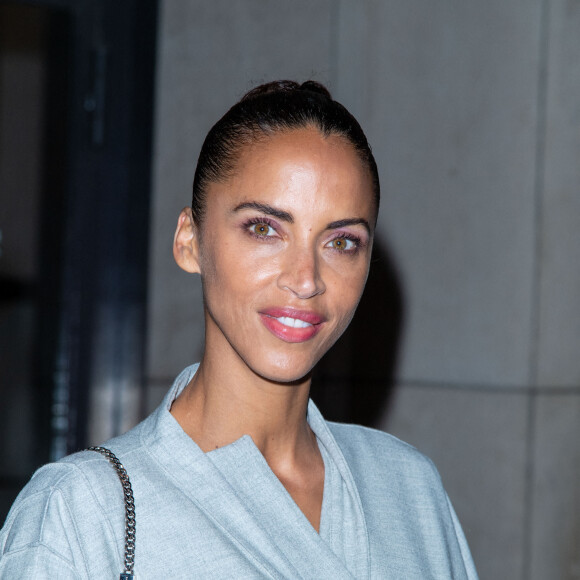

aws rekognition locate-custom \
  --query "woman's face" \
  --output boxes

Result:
[182,126,376,384]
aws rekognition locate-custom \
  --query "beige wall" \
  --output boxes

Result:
[147,2,580,578]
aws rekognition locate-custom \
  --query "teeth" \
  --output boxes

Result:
[276,316,312,328]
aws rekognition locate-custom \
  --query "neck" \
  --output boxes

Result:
[170,352,315,463]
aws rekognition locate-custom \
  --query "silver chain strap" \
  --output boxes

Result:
[88,446,136,580]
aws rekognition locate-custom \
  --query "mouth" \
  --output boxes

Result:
[259,308,325,343]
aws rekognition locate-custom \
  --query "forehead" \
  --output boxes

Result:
[211,127,375,219]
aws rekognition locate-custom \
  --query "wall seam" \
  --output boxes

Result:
[328,0,340,94]
[394,381,580,394]
[523,0,552,577]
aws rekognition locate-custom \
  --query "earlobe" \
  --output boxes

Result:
[173,207,201,274]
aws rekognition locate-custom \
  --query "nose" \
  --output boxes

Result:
[277,245,326,299]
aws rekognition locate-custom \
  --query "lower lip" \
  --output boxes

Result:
[259,314,322,343]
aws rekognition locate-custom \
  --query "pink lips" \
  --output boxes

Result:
[259,307,325,343]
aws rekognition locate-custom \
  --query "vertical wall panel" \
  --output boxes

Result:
[537,0,580,387]
[530,395,580,579]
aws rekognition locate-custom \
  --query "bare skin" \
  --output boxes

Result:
[171,362,325,529]
[171,127,375,531]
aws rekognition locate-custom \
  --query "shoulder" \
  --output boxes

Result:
[0,424,151,572]
[1,452,120,546]
[327,421,444,493]
[327,422,479,578]
[17,417,150,514]
[0,457,119,578]
[328,421,434,468]
[20,419,148,503]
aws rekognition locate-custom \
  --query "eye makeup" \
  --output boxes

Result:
[325,231,367,254]
[241,216,281,241]
[238,212,369,255]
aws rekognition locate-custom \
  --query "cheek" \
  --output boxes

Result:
[327,247,371,293]
[199,230,244,283]
[198,234,275,309]
[325,261,370,329]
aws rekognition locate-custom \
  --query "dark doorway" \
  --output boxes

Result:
[0,0,158,524]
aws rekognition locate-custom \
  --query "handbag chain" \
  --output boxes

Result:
[88,446,136,580]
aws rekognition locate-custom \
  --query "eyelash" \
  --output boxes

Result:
[326,233,363,254]
[244,217,279,240]
[242,217,364,253]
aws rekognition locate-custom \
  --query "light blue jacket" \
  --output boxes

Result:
[0,364,478,578]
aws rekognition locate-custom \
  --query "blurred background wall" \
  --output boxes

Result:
[1,1,579,579]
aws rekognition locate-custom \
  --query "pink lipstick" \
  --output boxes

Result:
[259,308,325,343]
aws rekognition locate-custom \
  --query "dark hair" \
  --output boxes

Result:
[191,80,380,224]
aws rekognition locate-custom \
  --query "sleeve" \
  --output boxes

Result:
[446,493,479,580]
[0,480,83,579]
[0,460,123,579]
[0,545,79,579]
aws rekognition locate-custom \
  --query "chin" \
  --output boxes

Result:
[248,352,317,385]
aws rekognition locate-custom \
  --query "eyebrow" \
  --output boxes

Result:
[326,218,371,235]
[233,202,294,223]
[233,201,371,234]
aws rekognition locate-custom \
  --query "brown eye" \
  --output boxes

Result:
[250,223,274,237]
[327,236,355,251]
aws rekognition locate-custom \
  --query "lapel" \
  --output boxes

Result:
[143,365,369,579]
[307,401,371,579]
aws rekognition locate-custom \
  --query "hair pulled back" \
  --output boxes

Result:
[191,80,380,224]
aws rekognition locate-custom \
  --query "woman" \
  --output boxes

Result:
[0,81,478,578]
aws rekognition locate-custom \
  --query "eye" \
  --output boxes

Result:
[249,221,276,237]
[326,235,357,251]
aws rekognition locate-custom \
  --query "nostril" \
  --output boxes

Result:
[276,250,326,298]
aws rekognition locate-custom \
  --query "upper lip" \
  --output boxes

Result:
[259,307,326,325]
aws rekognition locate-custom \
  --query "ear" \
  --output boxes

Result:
[173,207,201,274]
